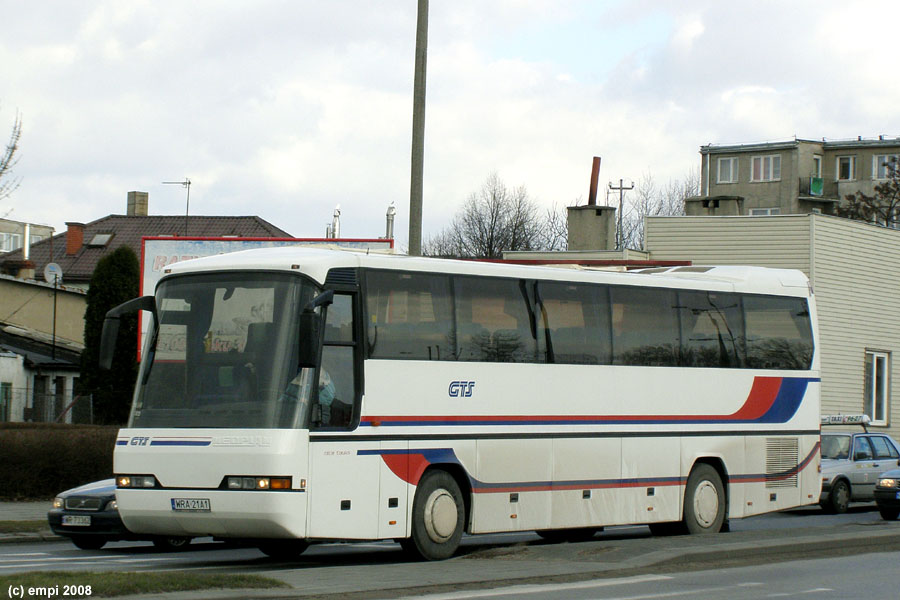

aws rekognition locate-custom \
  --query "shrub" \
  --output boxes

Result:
[0,423,119,500]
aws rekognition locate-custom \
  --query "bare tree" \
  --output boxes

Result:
[424,172,547,258]
[837,157,900,227]
[620,168,696,249]
[0,106,22,207]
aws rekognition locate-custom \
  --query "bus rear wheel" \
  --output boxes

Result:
[683,464,726,534]
[405,470,465,561]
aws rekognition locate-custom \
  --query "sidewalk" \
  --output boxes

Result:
[0,500,62,543]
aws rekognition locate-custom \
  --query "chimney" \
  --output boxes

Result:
[127,191,149,216]
[66,222,85,255]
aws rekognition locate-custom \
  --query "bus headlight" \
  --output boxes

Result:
[225,476,292,490]
[117,475,158,488]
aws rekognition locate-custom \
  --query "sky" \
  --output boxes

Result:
[2,0,899,251]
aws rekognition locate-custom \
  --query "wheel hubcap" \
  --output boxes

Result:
[424,488,458,543]
[693,480,720,528]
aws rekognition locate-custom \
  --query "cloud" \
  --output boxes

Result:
[3,0,900,247]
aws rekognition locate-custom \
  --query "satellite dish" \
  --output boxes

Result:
[44,262,63,285]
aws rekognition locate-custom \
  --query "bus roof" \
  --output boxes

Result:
[160,246,812,298]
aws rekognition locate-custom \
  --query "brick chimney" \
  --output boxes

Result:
[66,222,85,255]
[127,191,149,216]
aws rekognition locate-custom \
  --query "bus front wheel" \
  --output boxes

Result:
[683,464,726,534]
[405,470,465,561]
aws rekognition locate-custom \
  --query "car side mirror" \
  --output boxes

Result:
[100,296,157,370]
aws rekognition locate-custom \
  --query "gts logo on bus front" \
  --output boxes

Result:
[448,381,475,398]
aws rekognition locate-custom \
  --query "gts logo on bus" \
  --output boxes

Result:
[448,381,475,398]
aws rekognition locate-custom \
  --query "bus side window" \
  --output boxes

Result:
[316,294,356,428]
[611,287,679,367]
[454,276,535,363]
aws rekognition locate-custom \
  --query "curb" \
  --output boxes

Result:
[0,530,64,544]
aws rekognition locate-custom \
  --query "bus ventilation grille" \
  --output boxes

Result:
[765,437,799,489]
[325,268,358,287]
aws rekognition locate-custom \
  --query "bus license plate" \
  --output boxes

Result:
[171,498,210,512]
[62,515,91,527]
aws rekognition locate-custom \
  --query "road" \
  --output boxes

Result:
[3,505,900,599]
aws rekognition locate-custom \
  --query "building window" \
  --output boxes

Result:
[749,208,781,216]
[0,232,22,252]
[865,350,889,426]
[813,155,822,178]
[717,157,738,183]
[751,155,781,182]
[837,156,856,181]
[874,154,899,180]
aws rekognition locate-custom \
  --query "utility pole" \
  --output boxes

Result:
[408,0,428,256]
[609,178,633,250]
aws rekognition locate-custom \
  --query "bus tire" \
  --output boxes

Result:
[258,539,309,559]
[683,464,726,534]
[406,470,465,561]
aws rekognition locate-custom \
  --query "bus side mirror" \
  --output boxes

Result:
[297,291,334,368]
[100,296,157,370]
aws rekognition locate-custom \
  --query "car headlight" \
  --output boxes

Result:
[878,478,898,488]
[106,500,118,511]
[52,497,64,509]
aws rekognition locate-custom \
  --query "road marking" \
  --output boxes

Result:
[398,575,672,599]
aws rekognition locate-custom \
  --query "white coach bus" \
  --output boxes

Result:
[102,247,820,560]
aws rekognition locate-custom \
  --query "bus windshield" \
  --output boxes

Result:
[130,272,319,429]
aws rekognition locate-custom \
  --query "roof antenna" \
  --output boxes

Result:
[162,178,192,236]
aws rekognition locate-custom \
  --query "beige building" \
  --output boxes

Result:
[0,218,54,254]
[645,213,900,439]
[691,137,900,218]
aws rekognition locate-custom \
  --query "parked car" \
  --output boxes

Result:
[48,479,191,551]
[820,416,900,513]
[874,469,900,520]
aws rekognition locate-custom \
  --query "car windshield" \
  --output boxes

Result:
[130,271,319,429]
[821,434,851,460]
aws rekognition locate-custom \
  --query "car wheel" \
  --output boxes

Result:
[258,539,309,559]
[405,470,465,561]
[71,536,107,550]
[683,464,726,534]
[878,506,900,521]
[535,527,600,542]
[152,536,191,551]
[827,480,850,514]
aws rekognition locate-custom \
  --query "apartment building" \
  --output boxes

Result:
[690,136,900,217]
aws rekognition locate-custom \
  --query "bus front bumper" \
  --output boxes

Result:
[115,488,308,540]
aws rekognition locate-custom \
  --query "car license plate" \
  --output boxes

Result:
[62,515,91,527]
[171,498,211,512]
[896,491,900,500]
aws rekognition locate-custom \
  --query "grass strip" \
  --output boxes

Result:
[0,520,48,534]
[0,571,289,598]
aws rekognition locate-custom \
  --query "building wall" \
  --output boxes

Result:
[644,215,811,272]
[704,143,799,213]
[645,214,900,439]
[0,351,28,421]
[0,276,86,345]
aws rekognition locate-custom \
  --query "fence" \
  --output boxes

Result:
[0,387,95,424]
